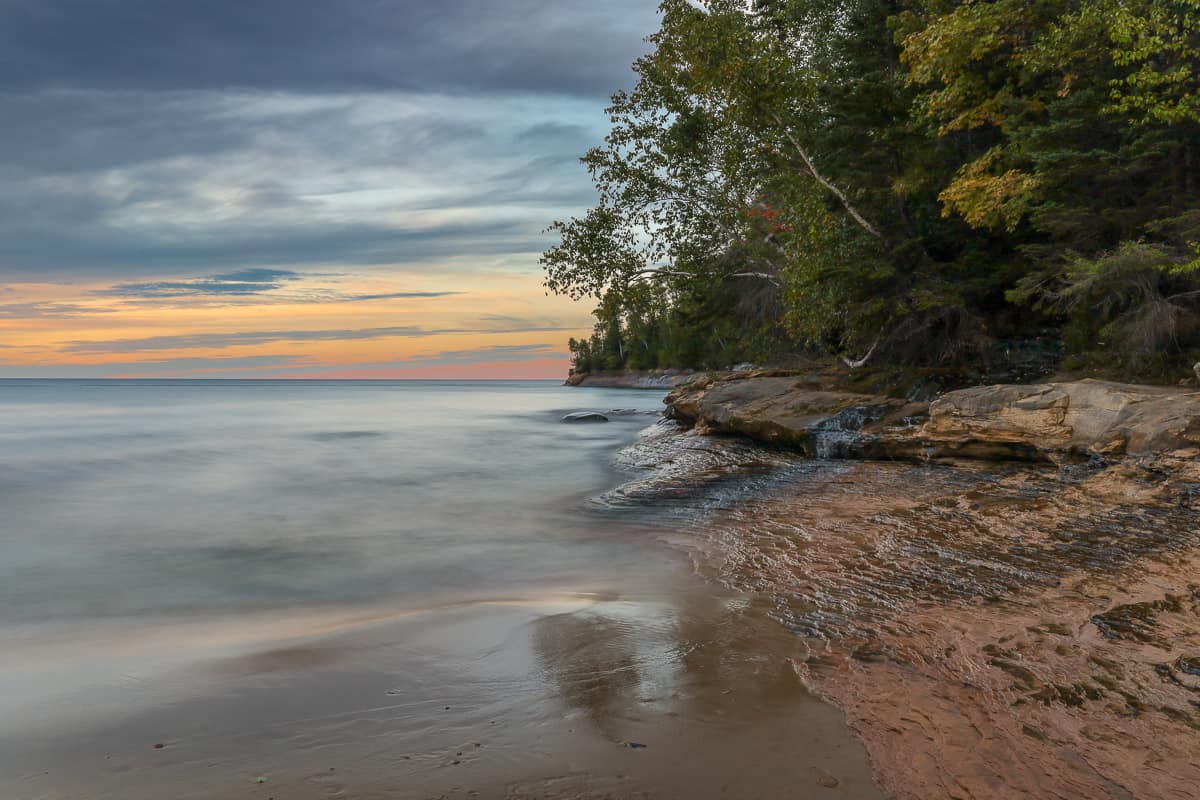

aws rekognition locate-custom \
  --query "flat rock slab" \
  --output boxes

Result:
[667,375,1200,462]
[666,376,918,458]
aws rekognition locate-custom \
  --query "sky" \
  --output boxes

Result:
[0,0,660,378]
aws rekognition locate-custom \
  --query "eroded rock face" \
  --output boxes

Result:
[666,375,923,458]
[565,369,694,388]
[924,379,1200,459]
[666,375,1200,462]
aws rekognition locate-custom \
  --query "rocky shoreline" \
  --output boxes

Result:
[663,372,1200,465]
[583,370,1200,799]
[565,368,698,389]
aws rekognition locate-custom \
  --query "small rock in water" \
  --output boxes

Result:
[562,411,609,423]
[817,773,840,788]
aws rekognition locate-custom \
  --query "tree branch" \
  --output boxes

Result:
[840,337,880,369]
[729,271,782,286]
[770,112,885,241]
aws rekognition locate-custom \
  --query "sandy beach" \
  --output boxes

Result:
[4,572,881,800]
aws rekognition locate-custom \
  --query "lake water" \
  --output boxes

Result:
[0,379,882,800]
[0,380,671,712]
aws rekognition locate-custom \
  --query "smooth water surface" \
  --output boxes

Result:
[0,380,666,721]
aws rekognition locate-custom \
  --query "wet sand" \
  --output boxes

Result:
[690,456,1200,799]
[2,563,882,800]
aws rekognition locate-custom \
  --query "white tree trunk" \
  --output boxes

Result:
[841,338,879,369]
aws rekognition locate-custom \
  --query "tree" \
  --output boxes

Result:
[546,0,1200,379]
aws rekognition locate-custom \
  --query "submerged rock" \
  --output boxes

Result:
[562,411,609,423]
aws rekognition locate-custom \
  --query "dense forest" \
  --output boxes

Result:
[542,0,1200,382]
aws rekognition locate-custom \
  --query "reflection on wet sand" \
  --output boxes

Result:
[2,572,881,800]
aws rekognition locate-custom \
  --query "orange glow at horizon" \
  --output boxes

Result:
[0,268,594,379]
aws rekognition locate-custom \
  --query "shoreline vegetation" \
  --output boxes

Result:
[543,0,1200,390]
[540,0,1199,794]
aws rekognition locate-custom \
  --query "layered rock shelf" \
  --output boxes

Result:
[665,373,1200,463]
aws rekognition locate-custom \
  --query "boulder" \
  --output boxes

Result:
[562,411,609,423]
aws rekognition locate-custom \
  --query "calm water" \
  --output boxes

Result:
[0,380,672,724]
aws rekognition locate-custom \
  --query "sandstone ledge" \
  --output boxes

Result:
[665,374,1200,462]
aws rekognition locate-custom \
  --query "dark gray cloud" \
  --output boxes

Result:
[90,269,463,302]
[0,215,545,277]
[3,1,657,98]
[0,0,659,335]
[100,268,303,297]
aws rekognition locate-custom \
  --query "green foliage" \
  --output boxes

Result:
[547,0,1200,378]
[1010,242,1200,371]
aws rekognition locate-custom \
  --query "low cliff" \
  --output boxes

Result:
[665,374,1200,463]
[565,369,697,389]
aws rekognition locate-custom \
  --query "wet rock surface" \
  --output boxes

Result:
[675,456,1200,800]
[665,375,920,459]
[666,374,1200,463]
[631,377,1200,798]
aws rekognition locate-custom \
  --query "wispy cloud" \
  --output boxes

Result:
[60,324,575,353]
[99,268,304,297]
[0,354,312,378]
[61,326,440,353]
[412,343,560,364]
[0,301,116,318]
[343,291,462,301]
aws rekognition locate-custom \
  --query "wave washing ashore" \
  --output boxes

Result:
[657,371,1200,799]
[0,379,880,800]
[5,377,1196,799]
